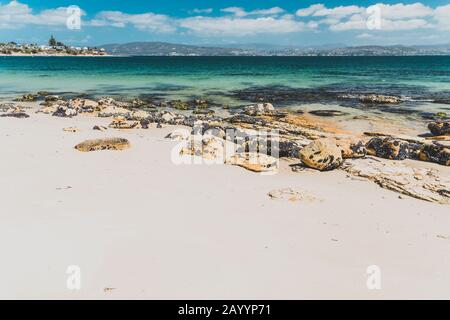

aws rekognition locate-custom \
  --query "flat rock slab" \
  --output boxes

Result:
[226,152,279,173]
[0,112,29,119]
[74,138,131,152]
[341,157,450,204]
[268,187,318,202]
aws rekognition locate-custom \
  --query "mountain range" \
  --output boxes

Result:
[101,42,450,56]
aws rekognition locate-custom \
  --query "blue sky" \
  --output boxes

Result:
[1,0,449,46]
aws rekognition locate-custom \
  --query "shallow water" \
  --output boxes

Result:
[1,56,449,116]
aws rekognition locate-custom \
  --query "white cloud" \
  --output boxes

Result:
[251,7,285,16]
[191,8,213,14]
[313,5,364,18]
[296,4,326,17]
[90,11,175,32]
[434,4,450,30]
[0,1,81,29]
[374,3,433,19]
[179,16,307,36]
[221,7,247,17]
[221,6,285,17]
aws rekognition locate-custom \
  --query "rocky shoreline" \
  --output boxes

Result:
[1,92,449,204]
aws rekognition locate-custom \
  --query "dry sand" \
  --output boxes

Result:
[0,107,449,299]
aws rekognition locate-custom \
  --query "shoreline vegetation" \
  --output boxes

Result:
[0,36,108,57]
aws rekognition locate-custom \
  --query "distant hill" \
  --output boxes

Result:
[100,41,450,56]
[101,42,251,56]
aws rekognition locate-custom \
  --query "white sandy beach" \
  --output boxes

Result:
[0,105,449,300]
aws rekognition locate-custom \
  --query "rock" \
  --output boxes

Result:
[37,91,51,97]
[268,187,316,202]
[98,105,131,118]
[226,114,267,126]
[36,105,58,114]
[44,95,62,102]
[336,140,367,159]
[419,144,450,166]
[428,121,450,136]
[93,125,108,132]
[243,103,274,116]
[4,105,25,114]
[171,100,189,110]
[243,137,302,158]
[225,152,279,173]
[127,110,150,121]
[309,110,348,117]
[132,98,146,107]
[63,127,79,133]
[181,135,236,161]
[165,129,190,141]
[193,108,215,115]
[74,138,131,152]
[0,103,17,112]
[140,119,151,129]
[342,157,450,204]
[97,97,116,107]
[299,139,344,171]
[52,105,77,118]
[0,112,29,118]
[366,137,421,160]
[69,98,99,113]
[108,117,140,129]
[359,94,401,104]
[15,93,37,102]
[161,111,176,123]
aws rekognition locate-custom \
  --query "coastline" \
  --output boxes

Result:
[0,96,449,299]
[0,53,110,57]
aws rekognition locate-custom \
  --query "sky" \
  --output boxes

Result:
[0,0,449,47]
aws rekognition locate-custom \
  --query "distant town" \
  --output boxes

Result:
[0,36,107,56]
[1,38,450,57]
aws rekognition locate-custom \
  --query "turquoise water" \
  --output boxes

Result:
[1,56,449,109]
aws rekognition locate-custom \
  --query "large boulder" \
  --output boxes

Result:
[366,137,420,160]
[428,121,450,136]
[419,144,450,166]
[299,138,344,171]
[74,138,130,152]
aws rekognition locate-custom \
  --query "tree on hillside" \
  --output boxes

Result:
[49,35,57,47]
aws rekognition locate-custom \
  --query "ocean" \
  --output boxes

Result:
[1,56,449,114]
